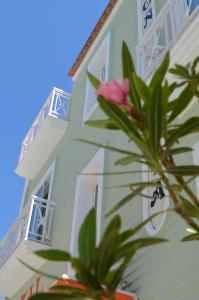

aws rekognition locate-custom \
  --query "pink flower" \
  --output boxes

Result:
[96,78,129,106]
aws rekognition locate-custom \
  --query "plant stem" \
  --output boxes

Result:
[161,173,199,232]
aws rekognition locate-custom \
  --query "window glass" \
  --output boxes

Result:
[189,0,199,13]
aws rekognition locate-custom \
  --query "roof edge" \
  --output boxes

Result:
[68,0,118,78]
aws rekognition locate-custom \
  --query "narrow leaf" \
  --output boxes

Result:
[169,64,190,79]
[168,86,193,122]
[18,259,60,281]
[166,165,199,176]
[179,195,199,218]
[30,293,76,300]
[115,154,143,166]
[75,138,140,156]
[97,97,153,161]
[148,81,162,153]
[87,71,100,89]
[182,233,199,242]
[169,147,193,156]
[103,215,121,238]
[122,42,141,109]
[35,249,71,262]
[132,73,151,108]
[78,208,96,268]
[85,119,119,130]
[130,208,173,236]
[72,259,101,290]
[166,117,199,148]
[115,238,167,261]
[150,52,170,89]
[106,186,145,217]
[94,227,120,282]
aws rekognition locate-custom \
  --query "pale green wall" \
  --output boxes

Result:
[10,0,199,299]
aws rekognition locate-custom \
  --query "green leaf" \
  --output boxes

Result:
[97,97,153,161]
[122,41,141,109]
[168,81,187,95]
[115,154,143,166]
[30,293,78,300]
[81,170,143,176]
[130,209,171,237]
[132,73,151,108]
[35,249,71,262]
[98,97,139,138]
[148,81,162,153]
[182,233,199,242]
[94,227,120,282]
[18,259,60,281]
[103,215,121,238]
[115,238,167,261]
[166,165,199,176]
[166,117,199,148]
[75,138,140,156]
[169,147,193,156]
[192,56,199,73]
[87,71,100,89]
[150,52,170,89]
[72,259,101,290]
[104,259,129,292]
[85,119,119,130]
[107,180,158,190]
[179,195,199,218]
[119,229,135,243]
[168,86,193,122]
[106,186,145,217]
[162,80,170,115]
[78,208,96,268]
[169,64,190,79]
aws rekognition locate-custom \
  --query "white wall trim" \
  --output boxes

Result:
[19,179,29,214]
[142,164,169,236]
[83,31,111,124]
[68,149,105,277]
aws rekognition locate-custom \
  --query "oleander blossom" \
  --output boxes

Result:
[96,78,129,106]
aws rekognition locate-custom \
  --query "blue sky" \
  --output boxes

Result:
[0,0,108,242]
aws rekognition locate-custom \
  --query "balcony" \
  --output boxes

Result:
[0,196,55,297]
[136,0,199,79]
[16,87,70,179]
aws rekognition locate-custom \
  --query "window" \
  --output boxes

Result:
[83,32,110,122]
[142,165,169,236]
[186,0,199,14]
[137,0,155,40]
[28,161,55,243]
[70,149,104,263]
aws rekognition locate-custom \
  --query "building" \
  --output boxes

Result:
[1,0,199,299]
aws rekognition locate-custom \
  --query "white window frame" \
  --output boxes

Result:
[68,149,105,276]
[31,160,56,201]
[142,164,169,236]
[83,32,111,123]
[137,0,156,41]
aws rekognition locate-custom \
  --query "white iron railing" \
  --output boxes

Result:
[0,196,55,269]
[19,88,70,162]
[137,0,199,78]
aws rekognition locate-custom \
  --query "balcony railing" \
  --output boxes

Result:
[19,88,70,162]
[0,196,55,269]
[136,0,199,78]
